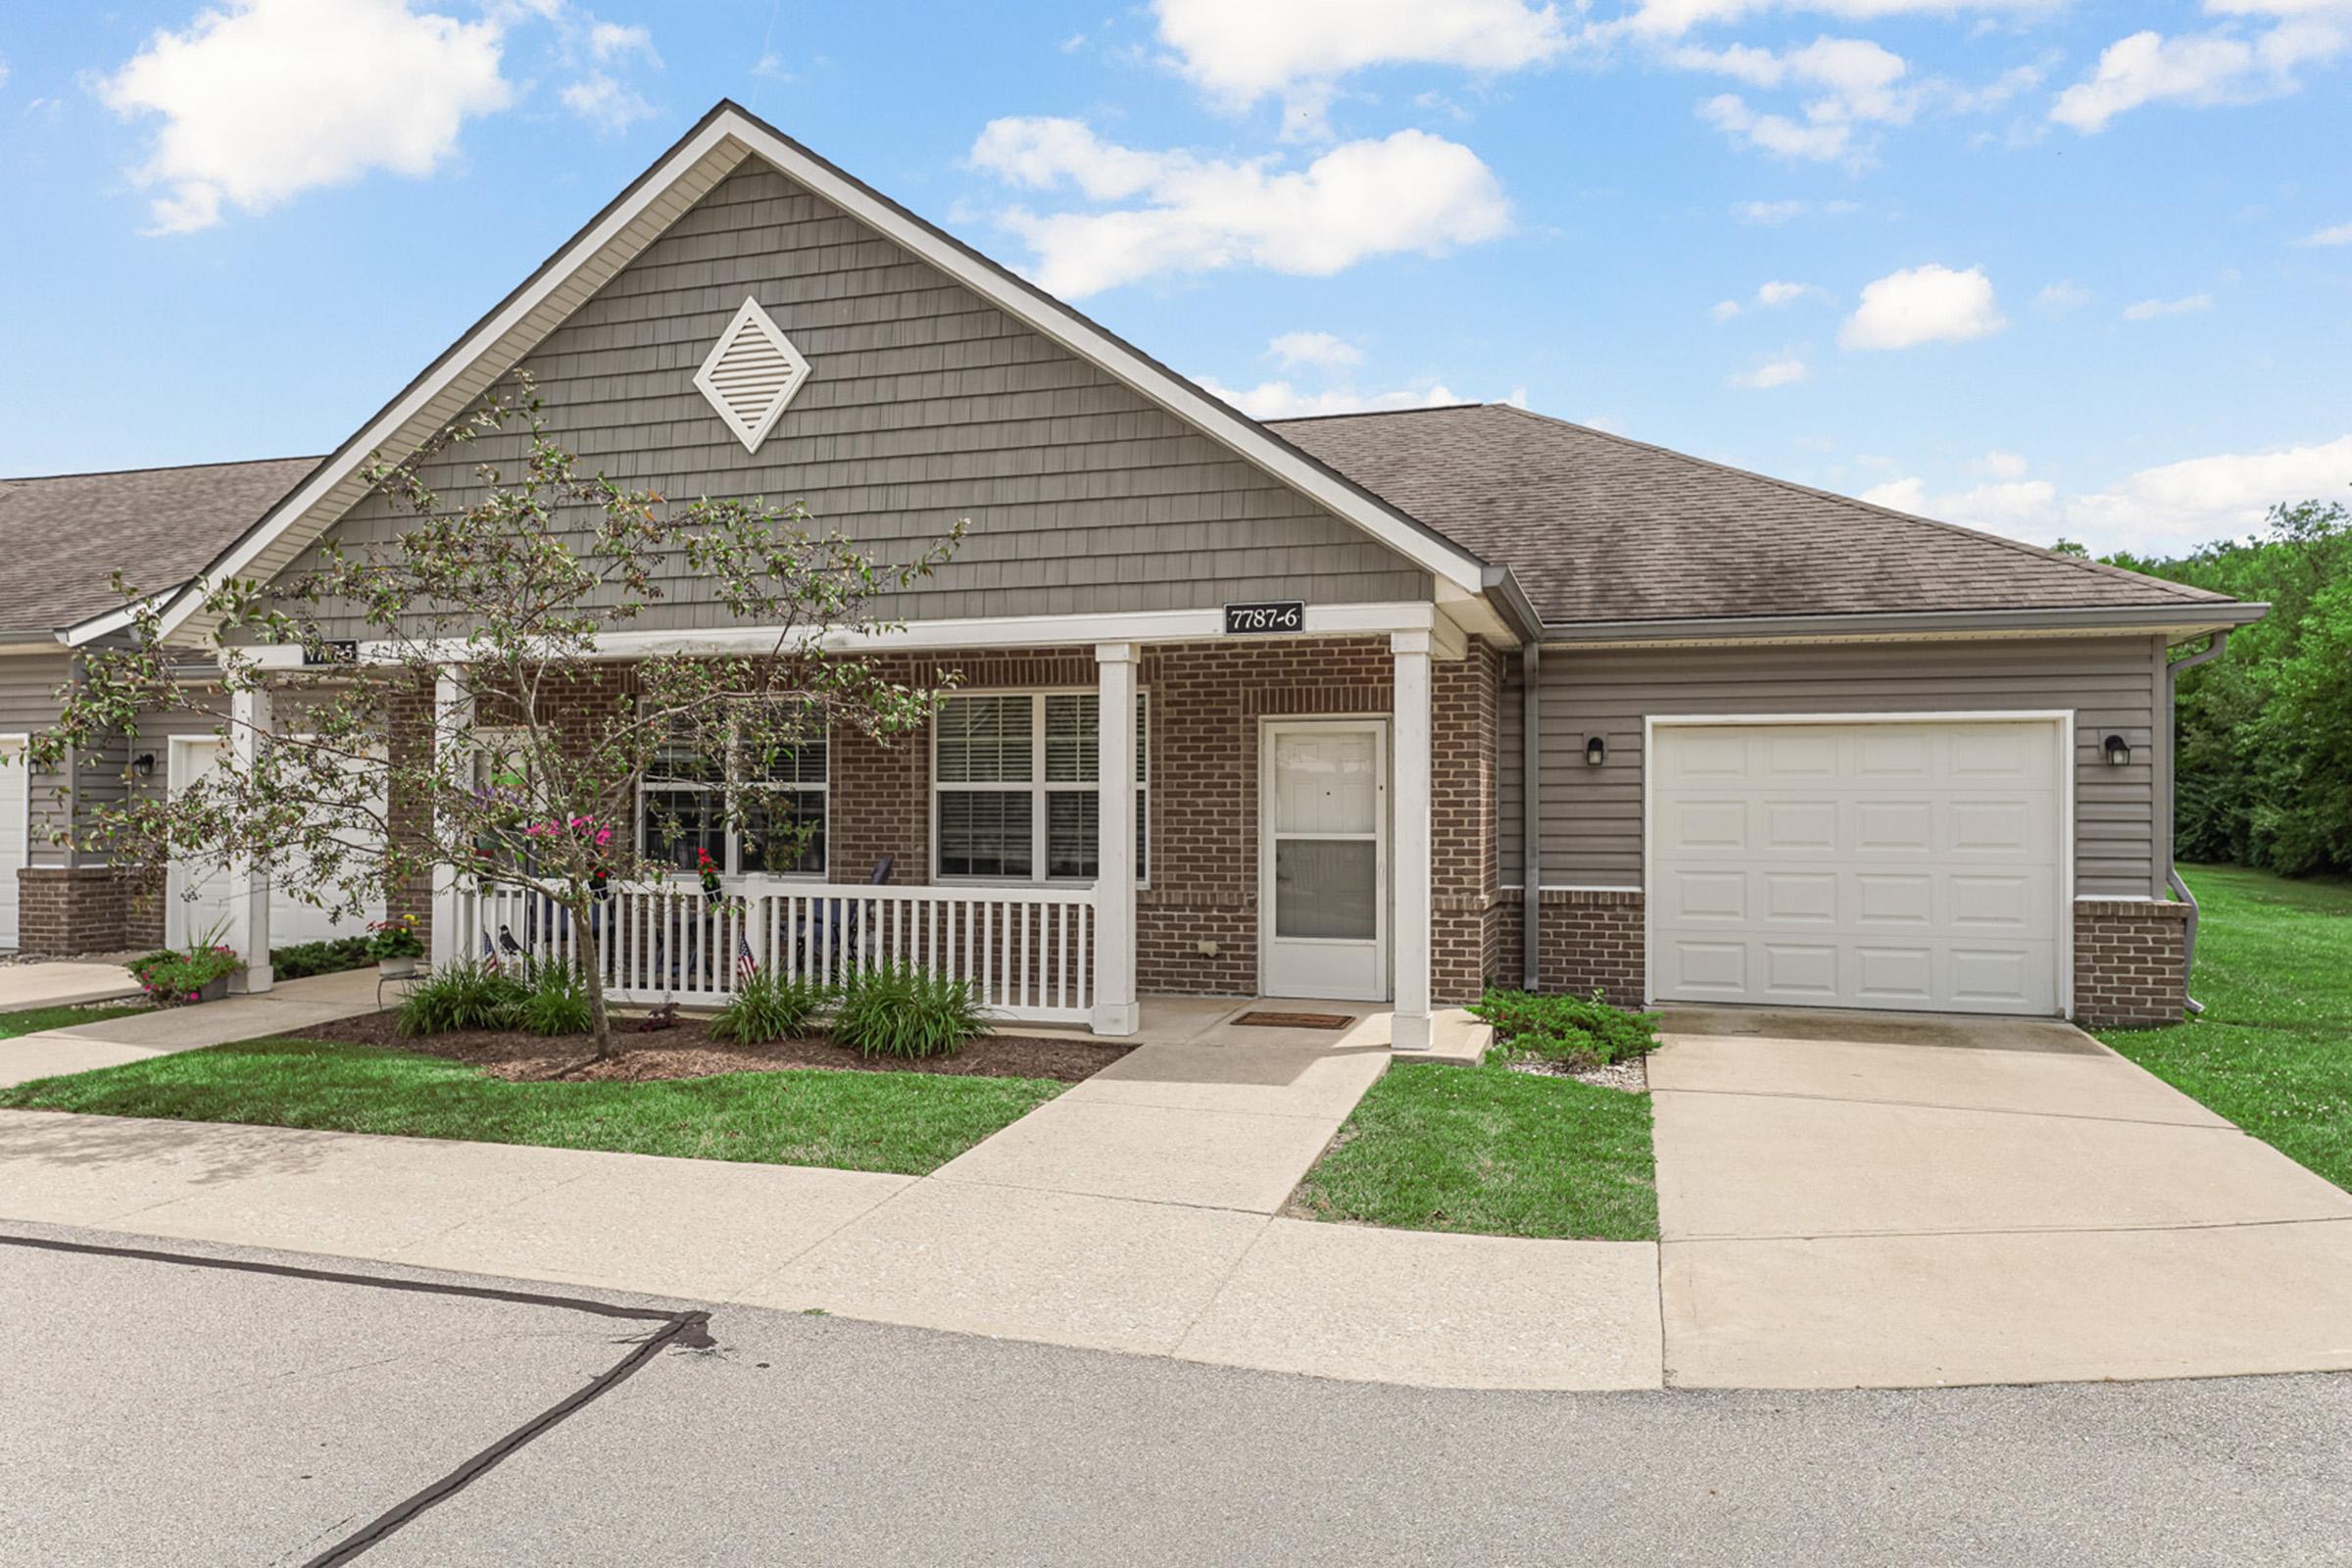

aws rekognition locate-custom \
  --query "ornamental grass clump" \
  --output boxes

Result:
[1472,988,1661,1069]
[709,969,832,1045]
[831,963,988,1060]
[510,958,597,1038]
[395,959,527,1038]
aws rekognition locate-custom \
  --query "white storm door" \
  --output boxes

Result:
[1259,719,1388,1001]
[168,735,387,950]
[1649,718,2063,1015]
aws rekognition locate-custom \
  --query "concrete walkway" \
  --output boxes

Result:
[0,1000,1663,1392]
[1651,1006,2352,1389]
[0,968,393,1089]
[0,958,143,1012]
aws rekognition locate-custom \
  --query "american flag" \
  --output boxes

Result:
[736,923,760,982]
[479,929,500,973]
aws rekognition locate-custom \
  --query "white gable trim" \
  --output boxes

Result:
[155,104,1487,645]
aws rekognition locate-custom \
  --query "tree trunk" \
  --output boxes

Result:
[571,892,615,1058]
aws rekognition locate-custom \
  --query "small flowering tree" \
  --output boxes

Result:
[35,379,964,1057]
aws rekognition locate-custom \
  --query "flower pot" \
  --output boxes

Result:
[191,975,229,1005]
[380,956,418,979]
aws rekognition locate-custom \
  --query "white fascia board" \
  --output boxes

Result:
[60,588,172,648]
[157,104,1491,650]
[251,601,1444,668]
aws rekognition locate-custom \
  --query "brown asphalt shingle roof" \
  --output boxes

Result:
[0,457,319,637]
[1269,403,2230,626]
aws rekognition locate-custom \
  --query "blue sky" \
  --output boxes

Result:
[2,0,2347,558]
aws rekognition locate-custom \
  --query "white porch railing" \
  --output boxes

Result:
[450,879,1097,1025]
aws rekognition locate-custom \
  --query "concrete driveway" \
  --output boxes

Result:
[1652,1007,2352,1389]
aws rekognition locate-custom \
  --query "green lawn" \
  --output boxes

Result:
[2097,863,2352,1192]
[0,1038,1066,1176]
[1292,1061,1658,1242]
[0,1003,153,1040]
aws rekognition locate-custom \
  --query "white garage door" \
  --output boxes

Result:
[168,738,385,951]
[1649,718,2064,1015]
[0,738,25,950]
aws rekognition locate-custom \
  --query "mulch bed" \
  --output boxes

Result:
[283,1008,1136,1085]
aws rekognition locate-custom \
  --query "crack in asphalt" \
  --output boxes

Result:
[0,1231,714,1565]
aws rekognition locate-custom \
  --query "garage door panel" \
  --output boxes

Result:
[1651,720,2063,1016]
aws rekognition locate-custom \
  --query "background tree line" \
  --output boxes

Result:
[2060,497,2351,879]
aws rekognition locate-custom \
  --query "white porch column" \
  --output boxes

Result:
[225,683,273,994]
[1091,642,1140,1037]
[1391,629,1434,1051]
[428,668,473,969]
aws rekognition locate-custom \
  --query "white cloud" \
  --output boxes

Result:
[0,57,10,90]
[101,0,512,233]
[2051,18,2350,133]
[1860,434,2352,553]
[1200,377,1521,419]
[1267,330,1366,370]
[1711,298,1744,321]
[1699,93,1855,160]
[2297,220,2352,246]
[971,121,1512,297]
[1611,0,2064,41]
[1839,263,2005,350]
[2123,292,2215,320]
[561,71,653,131]
[1978,449,2030,478]
[586,19,655,61]
[1151,0,1569,116]
[2034,279,2092,314]
[1732,196,1858,223]
[1727,356,1809,389]
[1756,278,1827,306]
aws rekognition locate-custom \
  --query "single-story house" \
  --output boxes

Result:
[28,100,2263,1041]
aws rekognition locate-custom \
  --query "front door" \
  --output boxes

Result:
[1259,719,1388,1001]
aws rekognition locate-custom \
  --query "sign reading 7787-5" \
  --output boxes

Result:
[1222,601,1305,636]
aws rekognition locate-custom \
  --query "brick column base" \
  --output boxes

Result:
[2074,899,2190,1028]
[15,866,156,956]
[1489,889,1646,1007]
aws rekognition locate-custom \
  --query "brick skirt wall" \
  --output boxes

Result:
[15,865,162,956]
[2074,898,2189,1028]
[1489,889,1645,1007]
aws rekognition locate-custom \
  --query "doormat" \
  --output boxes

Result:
[1233,1010,1354,1030]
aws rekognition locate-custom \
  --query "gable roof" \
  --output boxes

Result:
[0,457,318,640]
[153,100,1490,644]
[1271,404,2247,634]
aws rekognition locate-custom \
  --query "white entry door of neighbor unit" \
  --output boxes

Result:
[1259,719,1389,1001]
[0,737,26,950]
[167,737,387,950]
[1648,716,2066,1016]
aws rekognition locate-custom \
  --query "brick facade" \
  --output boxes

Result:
[2073,898,2190,1028]
[15,865,156,956]
[1490,888,1646,1007]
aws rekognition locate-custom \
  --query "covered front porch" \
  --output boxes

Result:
[227,608,1507,1049]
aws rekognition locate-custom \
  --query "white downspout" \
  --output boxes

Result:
[2163,631,2230,1016]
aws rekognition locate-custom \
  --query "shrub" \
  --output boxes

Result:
[271,937,375,980]
[710,969,831,1045]
[830,963,988,1059]
[1472,989,1660,1067]
[510,959,596,1038]
[395,959,526,1037]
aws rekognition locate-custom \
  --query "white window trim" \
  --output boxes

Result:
[930,686,1151,889]
[636,715,831,883]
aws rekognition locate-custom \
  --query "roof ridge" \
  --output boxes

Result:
[1262,402,1490,426]
[1487,404,2223,606]
[0,454,322,485]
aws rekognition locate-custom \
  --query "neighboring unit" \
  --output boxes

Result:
[14,101,2259,1034]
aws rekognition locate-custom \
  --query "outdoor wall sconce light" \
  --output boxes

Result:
[1585,735,1607,767]
[2103,734,2132,767]
[132,753,156,779]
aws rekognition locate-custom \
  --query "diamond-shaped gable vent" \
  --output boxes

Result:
[694,297,810,453]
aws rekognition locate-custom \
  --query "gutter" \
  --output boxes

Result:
[1540,600,2271,646]
[2163,631,2232,1016]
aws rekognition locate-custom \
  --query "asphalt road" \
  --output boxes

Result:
[4,1220,2349,1567]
